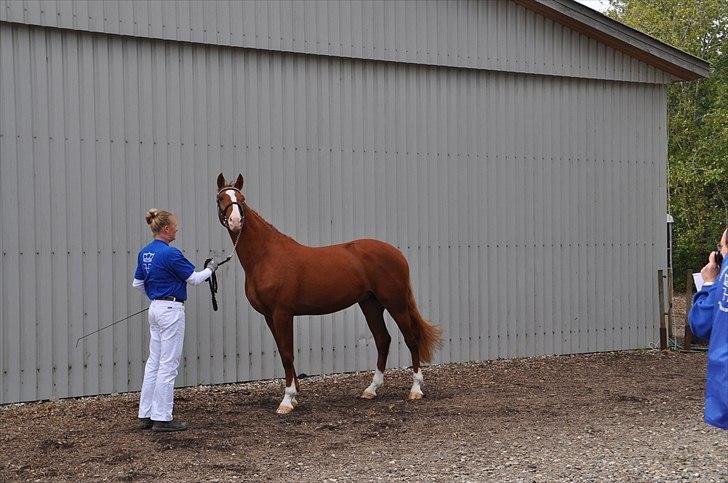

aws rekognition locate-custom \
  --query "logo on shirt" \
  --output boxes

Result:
[143,252,155,273]
[720,271,728,313]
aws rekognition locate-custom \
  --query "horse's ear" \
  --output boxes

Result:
[234,173,244,190]
[217,173,226,189]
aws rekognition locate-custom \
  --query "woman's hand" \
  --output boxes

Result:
[700,251,721,284]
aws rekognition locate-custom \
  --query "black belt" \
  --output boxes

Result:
[155,296,185,304]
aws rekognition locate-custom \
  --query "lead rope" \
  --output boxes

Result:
[204,227,242,311]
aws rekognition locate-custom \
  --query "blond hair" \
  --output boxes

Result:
[145,209,174,235]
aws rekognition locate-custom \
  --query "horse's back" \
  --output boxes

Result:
[340,239,410,281]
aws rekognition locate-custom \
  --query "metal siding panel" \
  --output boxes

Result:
[226,0,242,46]
[73,0,88,30]
[77,32,100,395]
[86,33,109,394]
[175,0,190,43]
[201,0,216,45]
[87,0,103,31]
[104,35,122,394]
[12,25,38,402]
[6,0,24,22]
[177,43,194,382]
[23,0,41,22]
[56,0,72,28]
[28,27,52,399]
[189,0,204,44]
[45,28,70,398]
[147,0,163,39]
[131,0,148,37]
[0,23,20,402]
[62,31,85,395]
[0,25,5,401]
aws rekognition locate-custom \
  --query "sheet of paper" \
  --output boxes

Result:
[693,272,705,291]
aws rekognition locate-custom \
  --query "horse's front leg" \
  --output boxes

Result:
[269,311,298,414]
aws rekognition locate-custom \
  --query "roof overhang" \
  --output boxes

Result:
[514,0,711,81]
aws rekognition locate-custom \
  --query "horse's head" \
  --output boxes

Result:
[216,173,246,233]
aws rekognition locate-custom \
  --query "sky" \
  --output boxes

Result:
[573,0,611,13]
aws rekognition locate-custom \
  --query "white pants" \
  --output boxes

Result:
[138,300,185,422]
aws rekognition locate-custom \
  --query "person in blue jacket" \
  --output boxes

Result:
[132,208,223,432]
[688,226,728,429]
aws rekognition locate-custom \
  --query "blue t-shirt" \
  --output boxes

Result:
[134,239,196,301]
[689,257,728,429]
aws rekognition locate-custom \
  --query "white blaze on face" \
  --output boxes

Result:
[224,189,242,231]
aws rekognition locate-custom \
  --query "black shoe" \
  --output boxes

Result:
[152,419,187,432]
[138,417,153,430]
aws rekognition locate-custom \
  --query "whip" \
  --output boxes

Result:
[75,307,150,348]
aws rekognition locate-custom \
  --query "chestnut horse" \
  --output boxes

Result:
[216,173,442,414]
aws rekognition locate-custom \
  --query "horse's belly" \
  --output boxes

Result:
[294,295,364,316]
[294,275,368,316]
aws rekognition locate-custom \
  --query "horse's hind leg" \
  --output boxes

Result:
[387,308,425,400]
[359,296,391,399]
[268,312,299,414]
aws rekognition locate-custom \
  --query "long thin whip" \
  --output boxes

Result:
[75,307,149,348]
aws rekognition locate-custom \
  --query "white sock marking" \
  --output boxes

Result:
[364,369,384,396]
[279,381,297,410]
[410,369,423,396]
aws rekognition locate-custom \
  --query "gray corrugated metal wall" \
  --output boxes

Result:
[0,0,675,84]
[0,2,668,404]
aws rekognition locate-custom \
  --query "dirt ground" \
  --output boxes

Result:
[2,296,725,482]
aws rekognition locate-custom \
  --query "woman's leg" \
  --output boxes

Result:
[150,303,186,422]
[138,304,162,418]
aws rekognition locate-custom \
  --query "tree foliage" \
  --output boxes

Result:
[607,0,728,290]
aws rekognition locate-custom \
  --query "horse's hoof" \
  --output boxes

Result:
[276,403,294,414]
[408,390,423,400]
[361,389,377,400]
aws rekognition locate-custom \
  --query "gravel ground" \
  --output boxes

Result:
[1,345,725,481]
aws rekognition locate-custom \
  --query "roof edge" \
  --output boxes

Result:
[514,0,711,81]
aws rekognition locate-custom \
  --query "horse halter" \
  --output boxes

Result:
[216,187,245,231]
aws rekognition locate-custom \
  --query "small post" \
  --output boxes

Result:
[683,269,694,351]
[658,269,667,350]
[667,267,675,341]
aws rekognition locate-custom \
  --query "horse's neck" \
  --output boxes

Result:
[232,205,296,272]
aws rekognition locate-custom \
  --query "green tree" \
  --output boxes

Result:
[608,0,728,290]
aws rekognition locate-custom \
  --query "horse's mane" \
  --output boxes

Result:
[245,205,299,245]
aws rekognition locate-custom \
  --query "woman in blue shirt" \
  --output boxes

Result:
[132,209,221,432]
[688,227,728,430]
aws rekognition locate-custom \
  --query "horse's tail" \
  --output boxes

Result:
[406,286,442,364]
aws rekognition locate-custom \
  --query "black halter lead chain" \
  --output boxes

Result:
[204,255,232,311]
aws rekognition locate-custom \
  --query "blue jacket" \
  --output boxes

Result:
[688,259,728,429]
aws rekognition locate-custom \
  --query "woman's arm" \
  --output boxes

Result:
[186,268,213,286]
[132,278,145,293]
